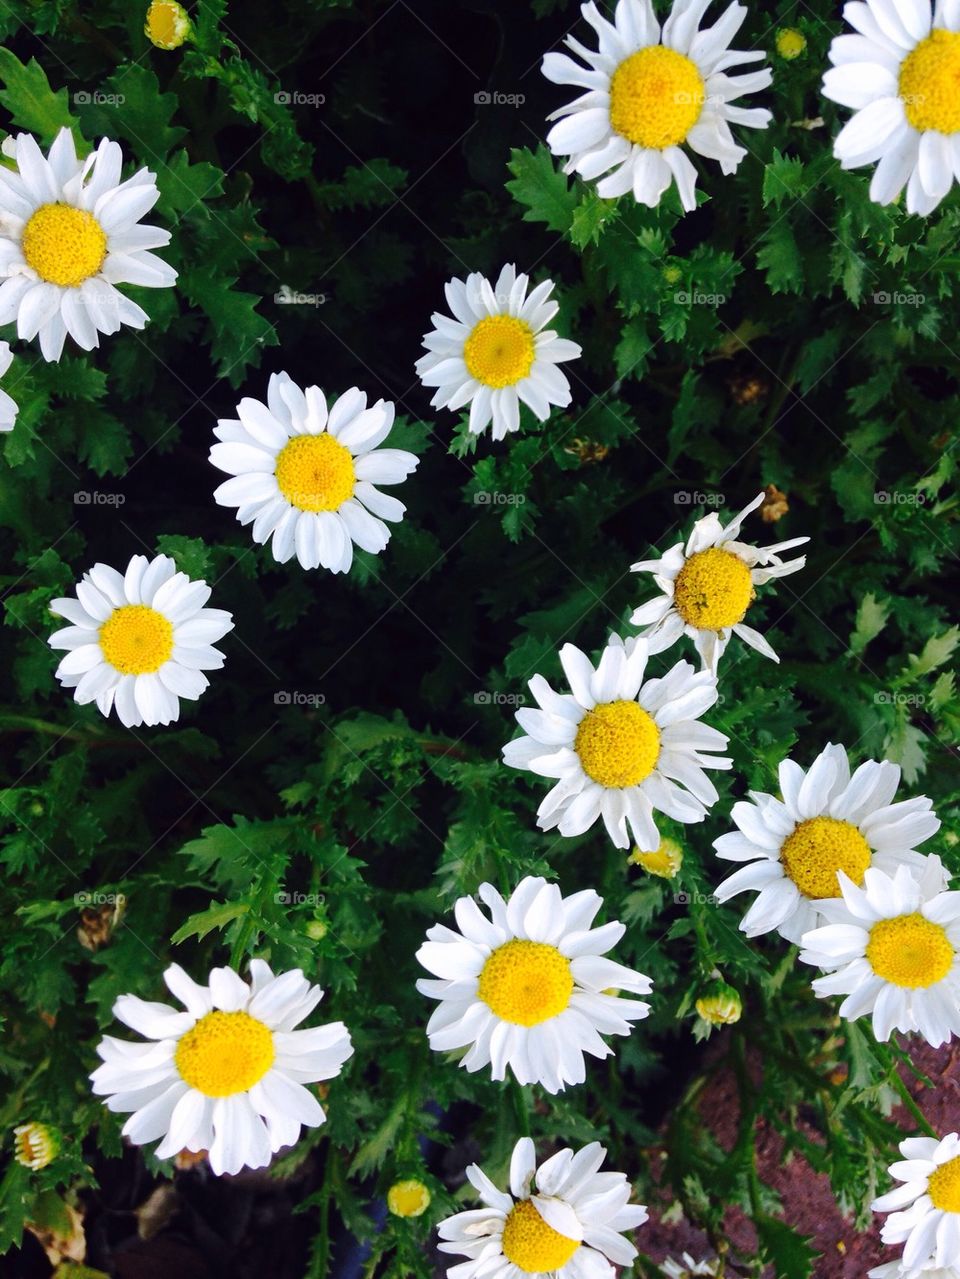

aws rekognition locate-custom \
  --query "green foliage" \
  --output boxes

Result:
[0,0,957,1276]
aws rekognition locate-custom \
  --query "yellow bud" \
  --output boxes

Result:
[629,838,683,879]
[13,1123,60,1170]
[662,265,683,285]
[387,1178,431,1218]
[145,0,192,50]
[696,982,742,1026]
[775,28,806,60]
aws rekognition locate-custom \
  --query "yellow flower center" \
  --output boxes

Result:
[478,939,573,1026]
[174,1010,275,1097]
[899,29,960,135]
[779,817,872,900]
[501,1200,580,1273]
[928,1155,960,1213]
[387,1179,432,1218]
[574,699,660,789]
[609,46,705,149]
[672,547,754,630]
[99,604,174,676]
[146,0,190,49]
[21,204,107,288]
[275,433,356,512]
[865,913,955,990]
[775,28,807,60]
[463,314,535,388]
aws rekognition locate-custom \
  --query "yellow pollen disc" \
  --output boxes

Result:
[275,433,356,512]
[609,46,705,149]
[673,547,754,630]
[478,939,573,1026]
[387,1179,432,1218]
[174,1010,275,1097]
[574,699,660,789]
[501,1200,579,1273]
[22,204,107,288]
[929,1155,960,1213]
[865,913,954,990]
[146,0,190,49]
[779,817,872,900]
[899,29,960,135]
[463,314,535,388]
[99,605,174,676]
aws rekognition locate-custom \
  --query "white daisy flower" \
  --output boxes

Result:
[872,1132,960,1273]
[822,0,960,215]
[437,1135,648,1279]
[799,856,960,1048]
[661,1255,721,1278]
[0,339,18,431]
[414,263,581,441]
[502,634,730,851]
[541,0,772,211]
[714,742,943,944]
[871,1259,960,1279]
[48,553,234,728]
[210,372,418,574]
[90,961,353,1176]
[630,491,809,673]
[0,127,176,361]
[416,875,652,1093]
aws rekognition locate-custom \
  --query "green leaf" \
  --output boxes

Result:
[849,593,889,658]
[903,627,959,679]
[756,1215,819,1279]
[506,145,577,234]
[0,49,78,141]
[170,900,249,944]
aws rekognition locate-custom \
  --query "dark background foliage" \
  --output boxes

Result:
[0,0,957,1276]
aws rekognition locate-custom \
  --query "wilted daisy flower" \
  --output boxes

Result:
[91,961,353,1176]
[145,0,192,48]
[630,491,809,672]
[416,875,652,1093]
[414,264,581,441]
[541,0,772,210]
[800,857,960,1048]
[502,634,730,850]
[13,1123,60,1170]
[714,742,942,944]
[0,340,18,431]
[0,128,176,361]
[437,1136,648,1278]
[822,0,960,215]
[210,372,418,574]
[873,1132,960,1272]
[48,554,233,728]
[662,1255,721,1278]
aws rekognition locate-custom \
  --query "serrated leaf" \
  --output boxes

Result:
[849,593,889,657]
[170,900,249,944]
[0,49,78,141]
[506,145,576,234]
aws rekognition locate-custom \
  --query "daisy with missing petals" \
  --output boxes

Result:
[437,1136,648,1279]
[210,372,418,574]
[416,875,652,1093]
[714,742,942,944]
[502,635,730,851]
[822,0,960,215]
[0,340,18,431]
[630,491,809,672]
[0,128,176,361]
[799,857,960,1048]
[415,264,581,441]
[48,553,233,728]
[90,961,353,1176]
[542,0,772,211]
[872,1132,960,1273]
